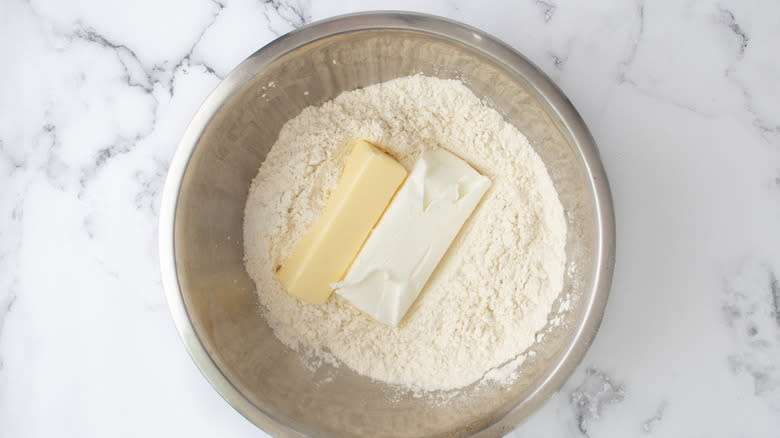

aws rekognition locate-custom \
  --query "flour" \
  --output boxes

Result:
[243,75,567,392]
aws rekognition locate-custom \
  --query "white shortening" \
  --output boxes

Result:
[335,148,491,326]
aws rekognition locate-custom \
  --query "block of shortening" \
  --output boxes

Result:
[335,148,491,326]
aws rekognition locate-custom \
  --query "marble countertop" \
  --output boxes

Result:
[2,0,779,436]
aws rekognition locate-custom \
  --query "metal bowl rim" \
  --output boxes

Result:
[158,10,615,438]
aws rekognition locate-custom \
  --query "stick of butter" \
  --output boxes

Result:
[334,148,491,326]
[277,140,407,304]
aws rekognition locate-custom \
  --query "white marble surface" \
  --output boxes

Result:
[2,0,779,436]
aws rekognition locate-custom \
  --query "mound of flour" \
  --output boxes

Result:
[243,75,566,391]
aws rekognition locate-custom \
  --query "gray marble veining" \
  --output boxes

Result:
[1,0,779,436]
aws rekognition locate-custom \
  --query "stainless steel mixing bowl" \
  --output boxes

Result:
[159,12,615,438]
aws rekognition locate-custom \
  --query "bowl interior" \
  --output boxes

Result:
[172,25,603,438]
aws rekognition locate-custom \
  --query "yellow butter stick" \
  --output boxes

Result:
[277,140,407,304]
